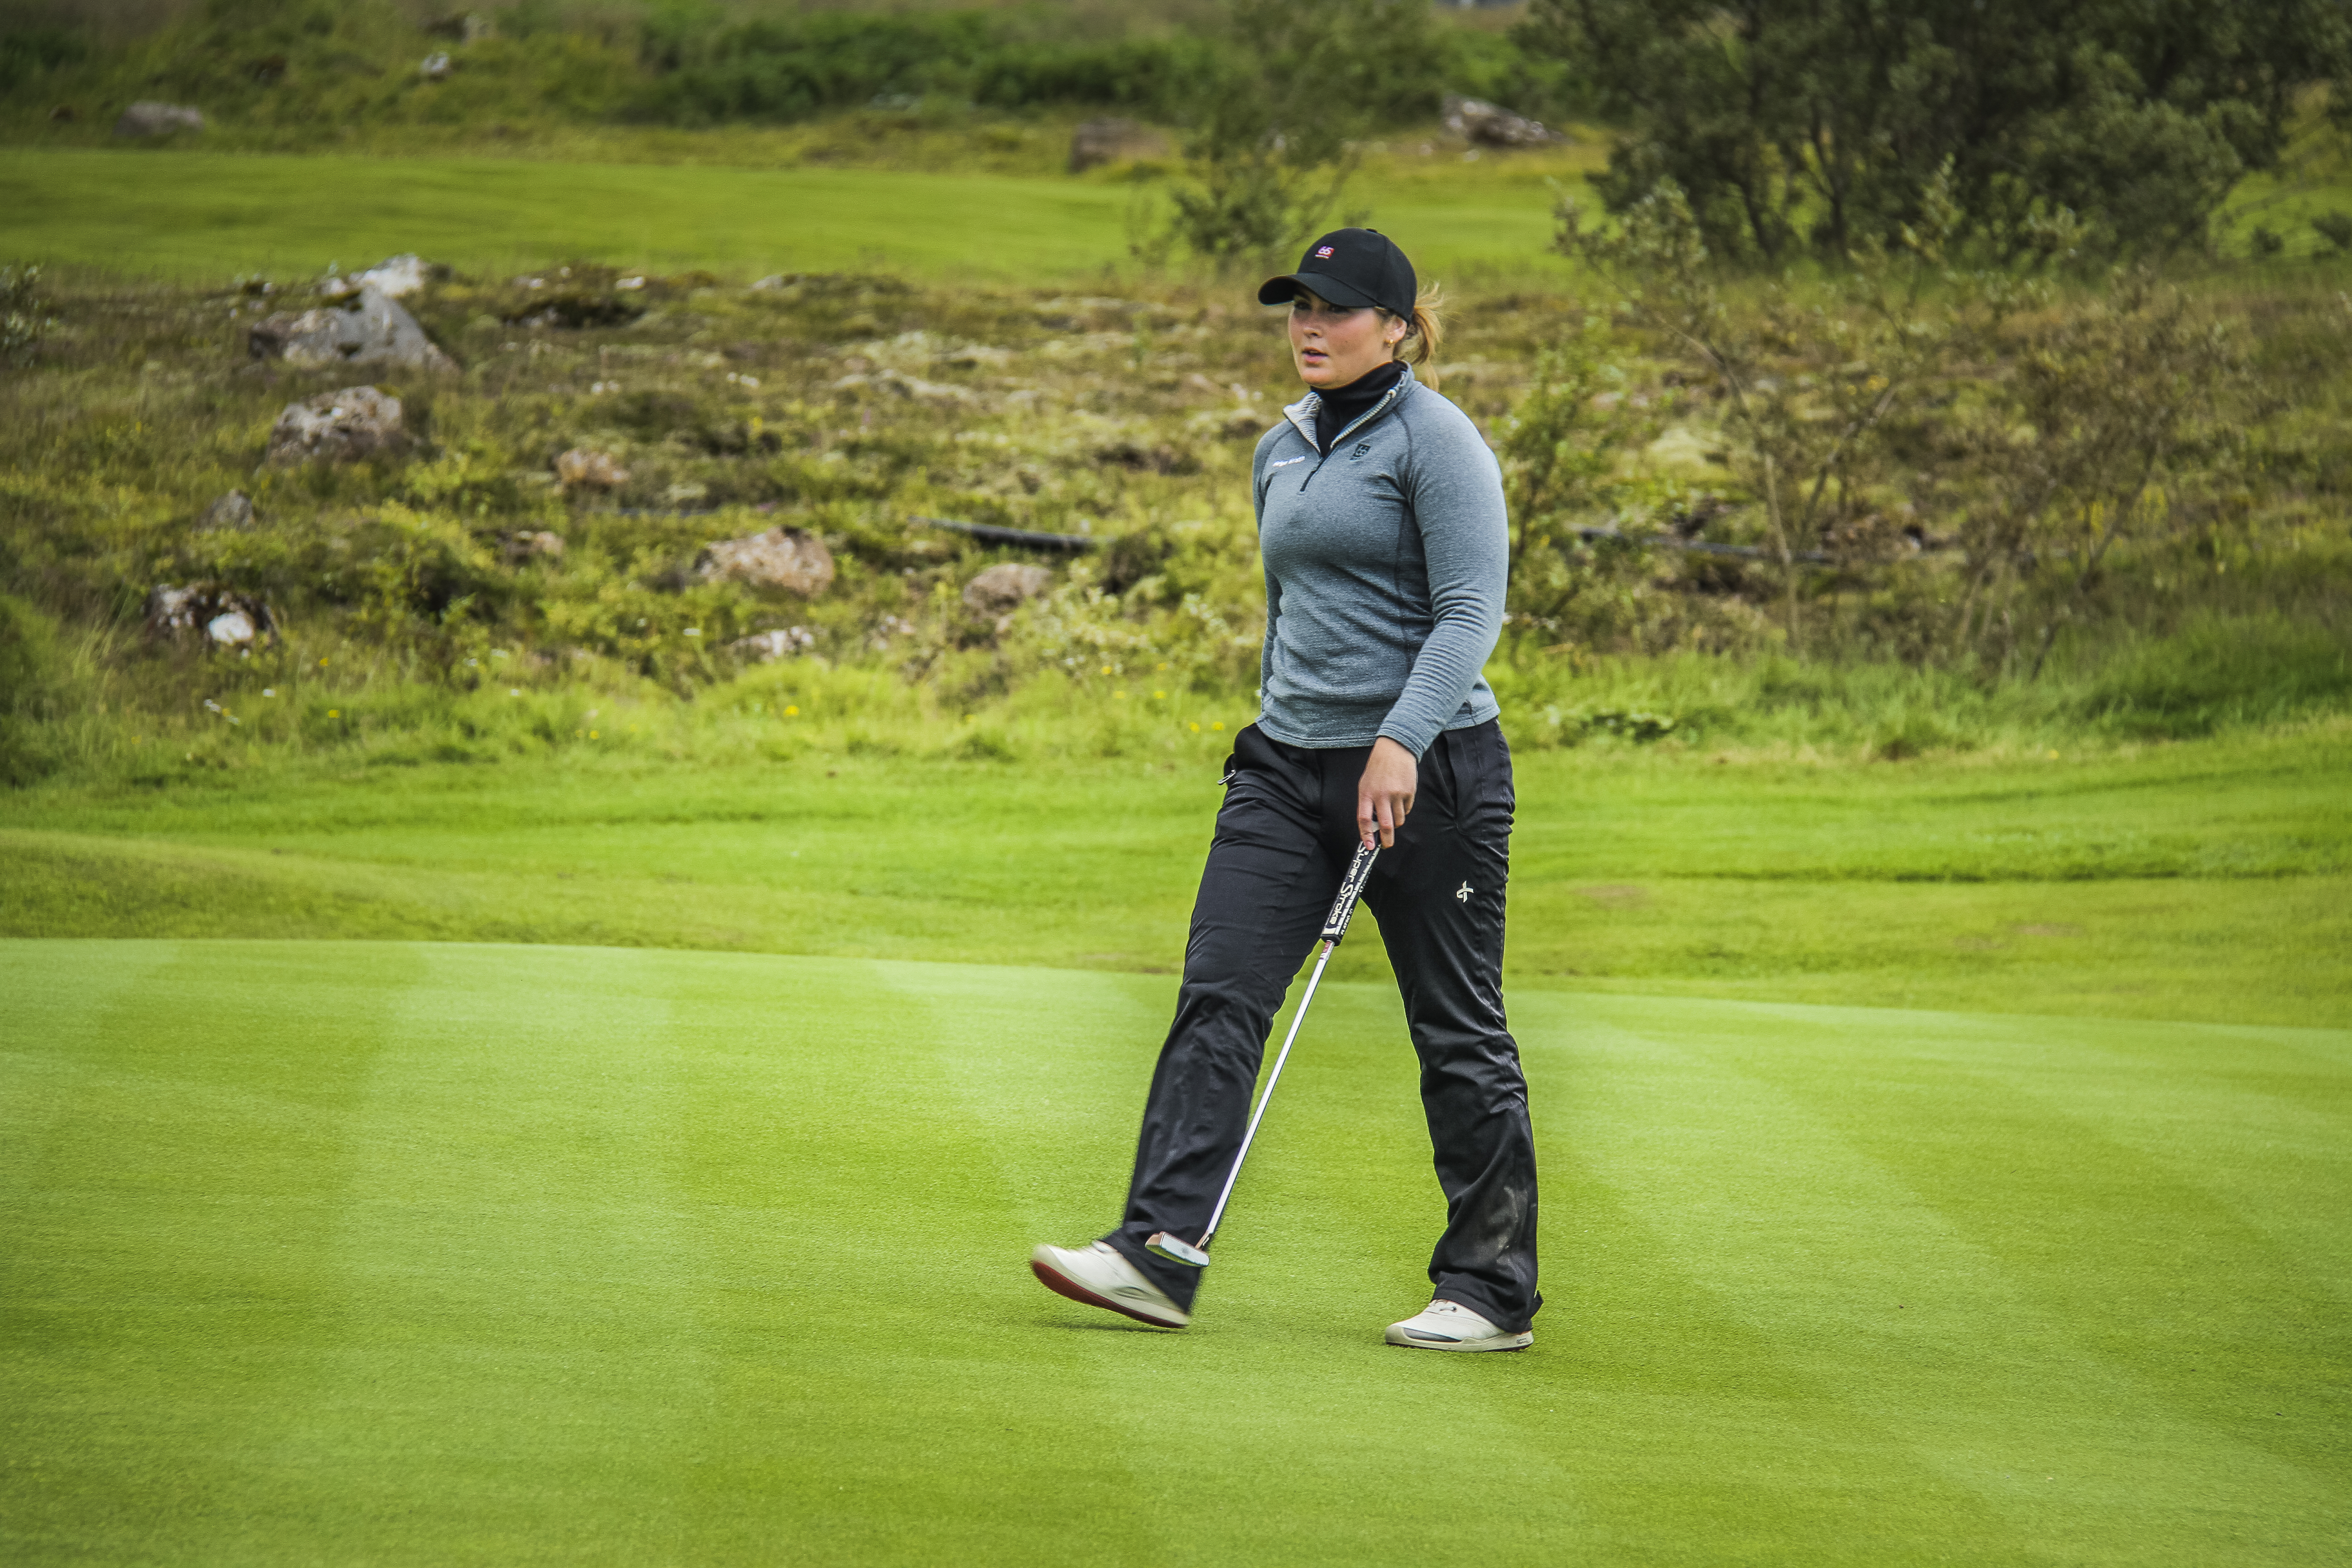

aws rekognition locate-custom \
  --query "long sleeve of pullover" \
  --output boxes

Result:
[1250,368,1507,756]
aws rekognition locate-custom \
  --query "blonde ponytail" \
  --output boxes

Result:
[1382,284,1445,387]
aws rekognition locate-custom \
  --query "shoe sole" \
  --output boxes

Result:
[1384,1328,1534,1352]
[1029,1256,1188,1330]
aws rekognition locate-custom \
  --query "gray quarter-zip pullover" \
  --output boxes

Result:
[1250,365,1507,756]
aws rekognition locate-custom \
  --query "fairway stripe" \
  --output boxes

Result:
[1519,991,2351,1554]
[8,942,2348,1566]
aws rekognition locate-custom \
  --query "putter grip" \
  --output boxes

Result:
[1319,843,1380,944]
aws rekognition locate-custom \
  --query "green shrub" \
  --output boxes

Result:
[634,10,1222,126]
[1522,0,2350,262]
[1,265,51,368]
[2313,211,2352,256]
[0,25,86,93]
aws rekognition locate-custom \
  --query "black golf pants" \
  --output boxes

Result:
[1102,719,1541,1333]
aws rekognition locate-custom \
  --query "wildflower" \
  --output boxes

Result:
[1211,721,1224,731]
[1114,691,1127,700]
[1189,722,1200,732]
[685,628,701,637]
[785,705,800,716]
[328,708,340,717]
[1153,690,1166,699]
[509,688,521,697]
[318,658,328,667]
[263,688,276,697]
[1157,662,1170,671]
[590,730,600,739]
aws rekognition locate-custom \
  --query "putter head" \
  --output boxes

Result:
[1145,1231,1211,1268]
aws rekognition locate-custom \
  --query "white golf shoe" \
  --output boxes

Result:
[1029,1241,1191,1329]
[1384,1298,1533,1352]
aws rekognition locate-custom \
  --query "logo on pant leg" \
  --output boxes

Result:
[1455,882,1472,903]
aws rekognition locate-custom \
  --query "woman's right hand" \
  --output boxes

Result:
[1356,737,1418,849]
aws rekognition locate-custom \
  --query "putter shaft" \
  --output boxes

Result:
[1147,841,1379,1266]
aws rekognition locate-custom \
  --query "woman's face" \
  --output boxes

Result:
[1287,289,1406,389]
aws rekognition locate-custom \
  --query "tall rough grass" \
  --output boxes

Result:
[1,252,2347,791]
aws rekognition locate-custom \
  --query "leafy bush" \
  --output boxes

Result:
[0,24,86,93]
[1557,171,2246,674]
[2313,211,2352,256]
[1519,0,2352,260]
[633,10,1222,126]
[1,265,51,367]
[1152,0,1446,264]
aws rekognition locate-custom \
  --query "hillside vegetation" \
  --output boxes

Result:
[1,242,2348,794]
[0,0,1559,162]
[3,2,2348,794]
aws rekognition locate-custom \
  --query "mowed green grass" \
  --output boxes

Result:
[2,938,2345,1565]
[0,147,1574,282]
[5,724,2347,1027]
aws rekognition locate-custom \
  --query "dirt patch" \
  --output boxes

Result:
[1576,884,1651,907]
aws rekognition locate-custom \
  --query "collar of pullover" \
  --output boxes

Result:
[1306,360,1408,455]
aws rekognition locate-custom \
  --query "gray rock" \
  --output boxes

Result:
[265,385,407,466]
[502,530,566,565]
[248,285,454,371]
[421,53,453,81]
[554,447,628,489]
[146,583,277,646]
[1068,118,1166,173]
[114,101,204,138]
[1443,95,1568,149]
[339,254,435,299]
[730,627,814,662]
[696,527,836,598]
[963,563,1055,613]
[199,490,254,530]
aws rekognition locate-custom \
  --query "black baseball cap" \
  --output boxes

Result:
[1257,228,1416,318]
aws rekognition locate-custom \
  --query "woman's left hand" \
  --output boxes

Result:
[1357,737,1418,849]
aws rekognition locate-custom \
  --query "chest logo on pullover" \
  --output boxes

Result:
[1269,455,1308,469]
[1352,442,1372,458]
[1456,882,1472,904]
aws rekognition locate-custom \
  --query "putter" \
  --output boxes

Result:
[1147,839,1381,1268]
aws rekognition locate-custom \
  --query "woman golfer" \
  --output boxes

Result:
[1031,229,1538,1351]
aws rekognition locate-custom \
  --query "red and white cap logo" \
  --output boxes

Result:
[1314,245,1335,258]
